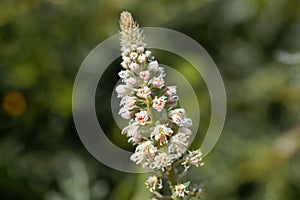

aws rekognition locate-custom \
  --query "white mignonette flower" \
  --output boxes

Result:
[124,48,131,55]
[181,118,193,127]
[150,152,176,171]
[122,123,139,137]
[128,134,143,145]
[131,44,138,51]
[121,52,127,58]
[152,75,165,89]
[116,84,132,98]
[136,141,156,153]
[139,70,150,81]
[130,152,147,165]
[178,127,192,136]
[145,50,151,57]
[138,53,146,63]
[129,61,139,71]
[182,149,204,171]
[118,70,130,79]
[122,56,131,64]
[148,60,159,71]
[122,123,142,144]
[120,96,136,108]
[136,86,151,99]
[168,131,190,156]
[156,67,165,76]
[118,107,133,119]
[130,51,138,60]
[150,124,173,145]
[124,77,137,87]
[137,46,144,53]
[130,141,156,165]
[152,95,167,112]
[135,110,149,125]
[145,175,163,192]
[172,183,189,198]
[167,95,179,107]
[121,61,128,69]
[164,86,177,96]
[169,108,186,126]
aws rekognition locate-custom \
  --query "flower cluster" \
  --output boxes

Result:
[116,11,204,199]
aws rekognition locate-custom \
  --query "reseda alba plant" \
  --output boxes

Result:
[116,11,204,200]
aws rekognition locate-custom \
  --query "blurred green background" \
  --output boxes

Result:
[1,0,300,199]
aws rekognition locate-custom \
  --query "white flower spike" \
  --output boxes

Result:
[116,11,204,199]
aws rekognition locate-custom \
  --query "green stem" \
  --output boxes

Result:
[146,95,153,124]
[166,167,180,200]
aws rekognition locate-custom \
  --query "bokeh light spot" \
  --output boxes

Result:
[2,91,26,116]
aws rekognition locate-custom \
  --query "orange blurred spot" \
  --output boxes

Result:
[2,91,26,116]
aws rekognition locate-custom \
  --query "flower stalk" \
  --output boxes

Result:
[116,11,204,199]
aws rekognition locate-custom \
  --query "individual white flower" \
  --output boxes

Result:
[131,44,138,51]
[118,106,134,119]
[128,136,141,145]
[152,96,167,112]
[120,96,136,108]
[118,70,130,79]
[124,77,137,87]
[130,152,145,165]
[121,56,131,70]
[164,86,177,96]
[182,149,204,171]
[135,141,155,153]
[122,123,142,144]
[167,95,179,103]
[150,124,173,145]
[131,141,156,165]
[155,67,165,77]
[122,123,139,138]
[172,183,189,198]
[140,70,150,81]
[152,75,165,89]
[145,175,163,192]
[135,110,149,125]
[150,152,176,171]
[121,61,128,69]
[167,98,178,108]
[148,60,159,71]
[124,48,131,54]
[168,132,190,157]
[138,53,146,63]
[122,56,131,63]
[137,46,144,53]
[136,86,151,98]
[181,118,193,127]
[145,50,151,57]
[116,84,132,98]
[178,127,192,136]
[130,51,138,60]
[169,108,186,126]
[121,51,128,58]
[129,61,139,71]
[168,127,191,156]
